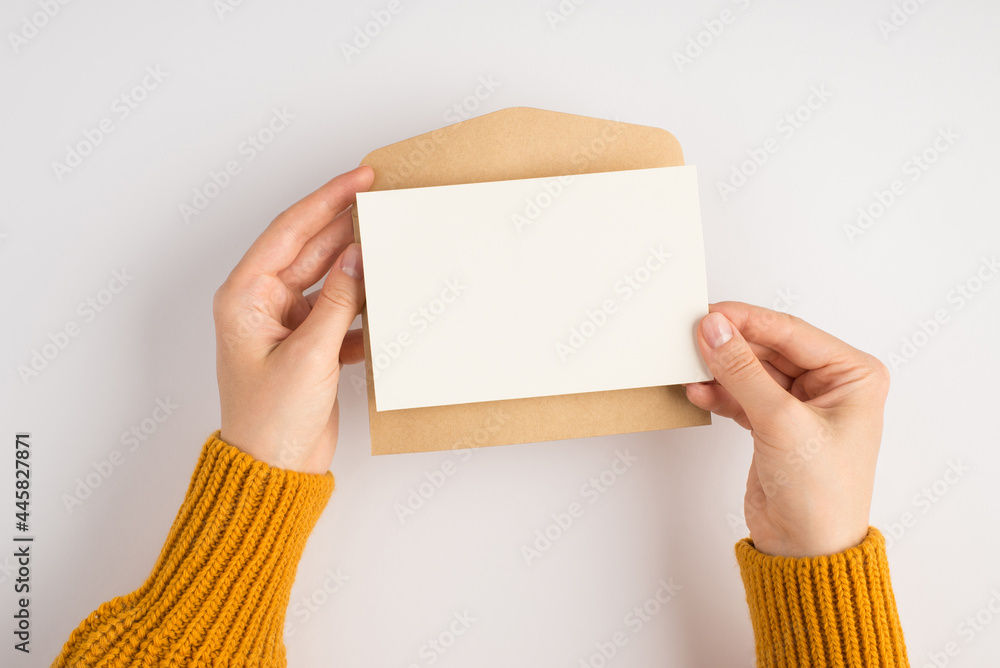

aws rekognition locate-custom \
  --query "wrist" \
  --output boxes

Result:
[749,523,870,558]
[218,425,327,474]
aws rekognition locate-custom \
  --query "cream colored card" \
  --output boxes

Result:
[355,165,711,412]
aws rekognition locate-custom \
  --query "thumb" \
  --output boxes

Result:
[287,243,365,365]
[696,311,795,428]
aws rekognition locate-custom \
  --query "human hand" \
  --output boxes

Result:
[212,165,374,474]
[684,302,891,558]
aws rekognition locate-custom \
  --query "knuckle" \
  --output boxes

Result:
[319,284,358,313]
[783,312,807,329]
[760,309,801,337]
[717,345,760,382]
[863,354,891,396]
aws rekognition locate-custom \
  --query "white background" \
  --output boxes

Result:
[2,1,999,666]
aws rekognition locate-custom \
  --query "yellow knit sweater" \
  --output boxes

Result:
[52,432,909,667]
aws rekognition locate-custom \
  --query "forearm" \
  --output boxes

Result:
[736,527,909,667]
[51,431,334,668]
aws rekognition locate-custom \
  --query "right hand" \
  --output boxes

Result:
[213,166,374,475]
[684,302,891,558]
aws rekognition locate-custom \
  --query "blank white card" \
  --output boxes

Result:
[356,166,712,412]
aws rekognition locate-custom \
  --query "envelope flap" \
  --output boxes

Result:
[360,107,685,191]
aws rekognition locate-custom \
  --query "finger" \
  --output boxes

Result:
[277,206,356,293]
[234,165,374,277]
[340,328,365,365]
[683,359,792,429]
[708,301,861,372]
[696,311,802,430]
[284,243,365,369]
[305,287,364,316]
[684,381,752,430]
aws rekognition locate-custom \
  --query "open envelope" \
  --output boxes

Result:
[352,107,711,455]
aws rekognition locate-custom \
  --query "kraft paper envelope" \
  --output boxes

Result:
[352,107,711,456]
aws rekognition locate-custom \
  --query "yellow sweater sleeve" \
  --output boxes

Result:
[51,431,334,668]
[735,527,909,667]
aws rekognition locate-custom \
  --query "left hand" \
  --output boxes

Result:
[212,165,374,474]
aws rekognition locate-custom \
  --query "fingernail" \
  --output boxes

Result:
[702,312,733,349]
[341,244,363,279]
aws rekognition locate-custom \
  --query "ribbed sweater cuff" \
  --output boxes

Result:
[52,430,335,668]
[735,527,909,667]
